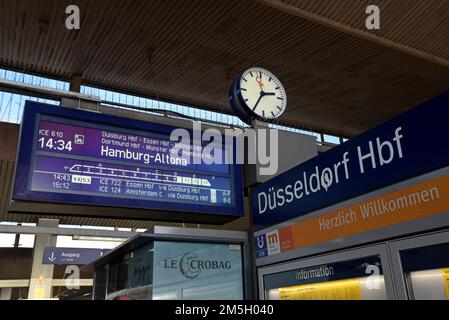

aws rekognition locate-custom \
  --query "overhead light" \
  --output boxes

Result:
[72,235,127,243]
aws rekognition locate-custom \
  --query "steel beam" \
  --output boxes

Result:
[0,224,137,238]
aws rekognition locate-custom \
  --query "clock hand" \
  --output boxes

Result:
[253,93,264,111]
[256,75,264,91]
[263,92,276,96]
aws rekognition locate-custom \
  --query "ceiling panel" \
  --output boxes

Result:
[0,0,448,137]
[281,0,449,60]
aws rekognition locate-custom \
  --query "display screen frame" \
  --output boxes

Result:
[11,101,244,223]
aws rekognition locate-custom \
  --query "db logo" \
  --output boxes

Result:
[255,235,268,258]
[256,235,266,249]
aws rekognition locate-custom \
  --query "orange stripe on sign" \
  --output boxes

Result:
[281,174,449,252]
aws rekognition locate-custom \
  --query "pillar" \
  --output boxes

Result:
[27,219,59,300]
[69,74,82,93]
[0,288,12,300]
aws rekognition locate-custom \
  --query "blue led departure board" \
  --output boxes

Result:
[11,101,244,223]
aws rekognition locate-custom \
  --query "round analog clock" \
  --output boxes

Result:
[228,67,287,125]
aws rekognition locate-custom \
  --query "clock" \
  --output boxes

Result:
[228,67,287,125]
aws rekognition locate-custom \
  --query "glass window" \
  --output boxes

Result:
[0,222,17,226]
[21,223,36,227]
[0,234,16,248]
[125,243,154,300]
[107,260,129,297]
[94,266,108,300]
[0,92,58,123]
[18,234,35,248]
[399,242,449,300]
[152,241,244,300]
[323,134,341,145]
[106,243,154,300]
[263,256,387,300]
[56,236,122,250]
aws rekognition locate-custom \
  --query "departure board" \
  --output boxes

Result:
[12,102,244,222]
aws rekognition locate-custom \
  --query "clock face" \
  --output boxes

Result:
[238,67,287,121]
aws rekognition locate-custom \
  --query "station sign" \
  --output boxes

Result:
[263,256,383,300]
[284,256,382,286]
[11,101,244,223]
[42,247,110,265]
[255,169,449,260]
[251,91,449,230]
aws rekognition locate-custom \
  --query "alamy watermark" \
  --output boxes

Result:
[65,265,81,290]
[170,122,279,176]
[65,5,80,30]
[65,5,380,31]
[365,264,381,290]
[366,5,381,30]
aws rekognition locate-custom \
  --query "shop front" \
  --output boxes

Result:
[90,227,253,300]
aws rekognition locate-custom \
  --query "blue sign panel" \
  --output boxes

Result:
[42,247,109,265]
[12,101,244,222]
[251,91,449,230]
[254,234,268,259]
